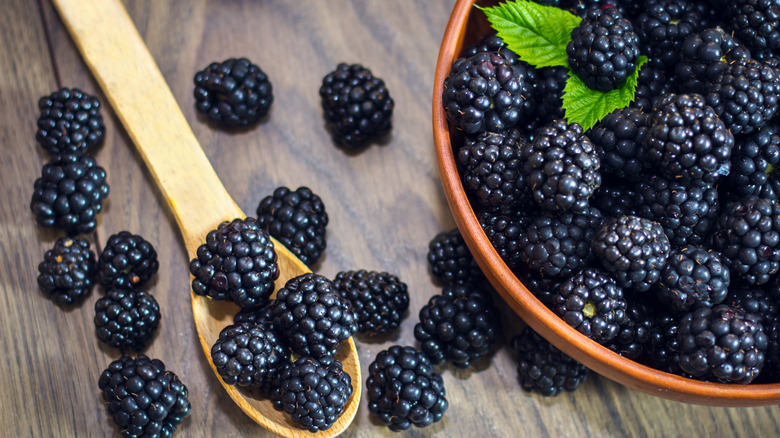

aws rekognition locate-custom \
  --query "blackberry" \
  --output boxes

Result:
[442,51,526,134]
[645,93,734,184]
[654,246,730,312]
[725,288,779,328]
[706,58,780,135]
[319,63,394,148]
[414,284,502,368]
[270,273,358,358]
[255,186,328,266]
[590,215,671,292]
[190,217,279,309]
[427,228,483,286]
[727,0,780,51]
[553,268,628,344]
[97,231,159,290]
[36,88,104,156]
[457,128,529,208]
[276,356,352,432]
[210,321,289,387]
[728,124,780,202]
[631,63,673,112]
[675,27,749,95]
[520,119,601,213]
[634,174,720,246]
[98,355,190,438]
[193,57,273,128]
[333,270,410,335]
[712,197,780,285]
[30,153,109,236]
[566,7,640,91]
[511,328,589,396]
[477,207,529,270]
[233,303,274,325]
[37,236,96,306]
[590,180,638,217]
[605,300,654,360]
[589,107,650,181]
[366,345,448,431]
[518,207,602,278]
[531,67,568,127]
[645,310,685,374]
[635,0,703,71]
[94,288,161,352]
[677,304,768,383]
[517,267,561,309]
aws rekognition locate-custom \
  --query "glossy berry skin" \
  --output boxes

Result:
[427,228,483,286]
[675,27,748,95]
[333,270,409,335]
[727,0,780,51]
[97,231,159,290]
[36,87,104,156]
[37,236,96,306]
[210,322,289,387]
[511,329,589,396]
[589,107,650,182]
[655,246,730,312]
[94,288,161,353]
[477,207,530,270]
[635,0,702,71]
[727,124,780,202]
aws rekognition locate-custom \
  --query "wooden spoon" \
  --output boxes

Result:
[50,0,361,435]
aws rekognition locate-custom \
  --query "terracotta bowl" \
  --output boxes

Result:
[432,0,780,407]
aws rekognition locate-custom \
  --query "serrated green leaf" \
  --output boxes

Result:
[479,1,581,68]
[561,56,648,131]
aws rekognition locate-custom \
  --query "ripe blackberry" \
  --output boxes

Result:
[98,355,190,438]
[193,57,273,128]
[518,207,602,278]
[37,236,96,306]
[531,67,568,127]
[630,63,673,112]
[706,58,780,135]
[728,124,780,202]
[511,328,589,396]
[30,153,109,236]
[319,63,394,148]
[233,302,274,325]
[566,7,640,91]
[94,288,161,352]
[270,273,357,358]
[333,270,410,335]
[553,268,628,344]
[442,51,526,134]
[635,0,703,71]
[727,0,780,51]
[589,107,650,181]
[256,186,328,266]
[590,215,671,292]
[189,217,279,309]
[677,304,768,383]
[605,300,654,360]
[414,284,502,368]
[645,310,685,374]
[517,267,561,308]
[654,246,730,312]
[712,197,780,285]
[520,119,601,213]
[97,231,159,290]
[725,288,779,328]
[457,128,529,208]
[210,321,290,387]
[366,345,448,431]
[675,27,749,95]
[36,88,104,156]
[276,356,352,432]
[477,207,530,270]
[427,228,483,286]
[645,93,734,184]
[590,180,638,217]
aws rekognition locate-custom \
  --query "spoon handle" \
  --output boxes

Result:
[51,0,243,257]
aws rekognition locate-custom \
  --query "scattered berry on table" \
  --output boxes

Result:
[511,328,589,396]
[37,236,96,306]
[210,321,290,387]
[427,228,483,286]
[36,87,104,156]
[97,231,159,290]
[94,288,161,352]
[654,246,730,312]
[332,270,410,335]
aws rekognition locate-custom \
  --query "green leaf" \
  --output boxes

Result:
[479,0,581,68]
[561,56,648,131]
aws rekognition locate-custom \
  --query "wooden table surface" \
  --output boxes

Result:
[2,0,779,437]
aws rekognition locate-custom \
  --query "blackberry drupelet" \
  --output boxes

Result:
[677,304,768,383]
[654,246,730,312]
[97,231,159,290]
[727,0,780,51]
[319,63,394,148]
[645,310,685,374]
[590,215,671,292]
[511,328,589,396]
[30,153,109,236]
[442,51,526,134]
[645,93,734,184]
[531,67,568,127]
[590,180,637,217]
[675,27,749,95]
[589,106,650,181]
[210,321,290,387]
[553,268,628,344]
[233,302,274,325]
[37,236,96,306]
[477,207,530,270]
[631,63,673,111]
[193,57,273,128]
[605,300,654,360]
[457,128,529,208]
[520,119,601,213]
[189,217,279,309]
[256,186,328,266]
[270,273,358,358]
[98,354,190,438]
[516,267,561,308]
[36,88,104,156]
[728,124,780,201]
[725,288,779,328]
[276,356,352,432]
[635,0,703,71]
[414,284,502,368]
[333,270,410,335]
[427,228,483,286]
[566,6,640,91]
[366,345,448,431]
[94,288,161,352]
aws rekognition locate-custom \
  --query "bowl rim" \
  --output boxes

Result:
[432,0,780,407]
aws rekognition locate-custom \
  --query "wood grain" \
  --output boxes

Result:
[1,0,779,436]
